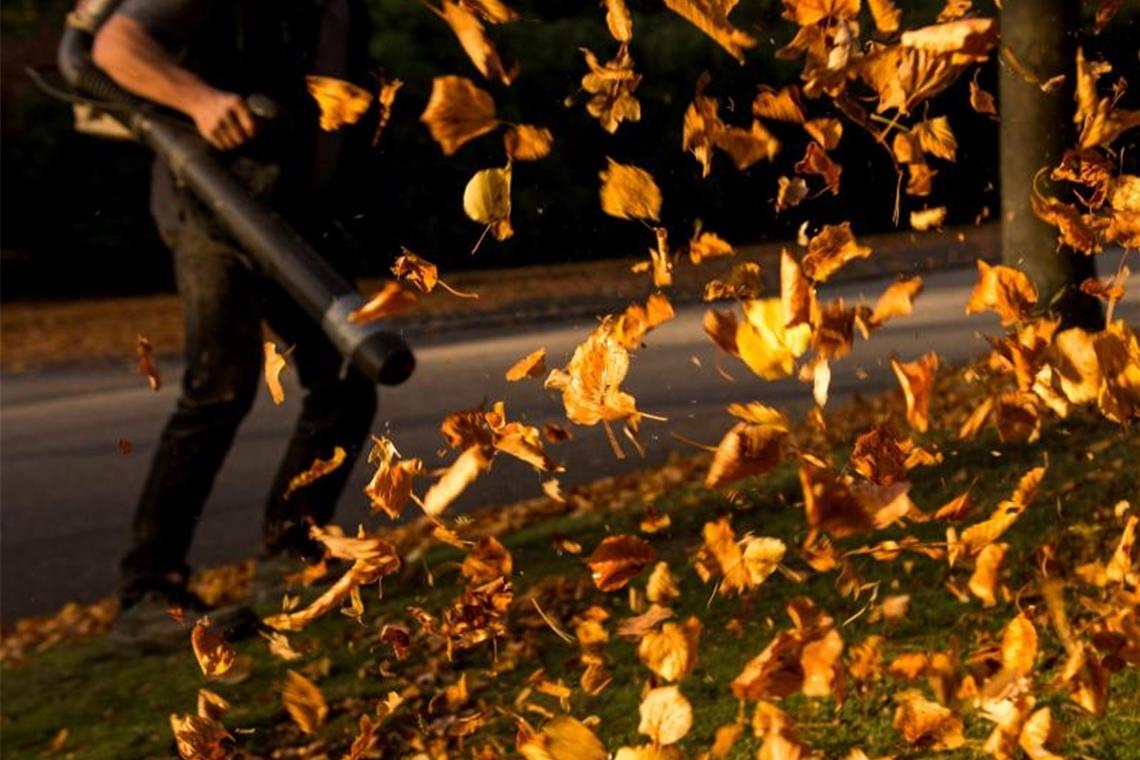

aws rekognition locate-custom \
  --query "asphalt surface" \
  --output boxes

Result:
[2,266,1136,621]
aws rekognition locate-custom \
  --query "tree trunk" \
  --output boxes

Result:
[999,0,1103,329]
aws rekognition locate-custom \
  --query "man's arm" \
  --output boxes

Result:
[92,14,256,150]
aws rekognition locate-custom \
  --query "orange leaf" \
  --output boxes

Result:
[506,347,547,381]
[263,341,287,405]
[599,158,661,221]
[283,447,346,499]
[419,75,497,155]
[306,75,372,131]
[586,535,656,592]
[348,281,418,324]
[891,352,939,432]
[282,670,328,735]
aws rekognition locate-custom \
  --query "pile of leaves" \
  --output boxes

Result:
[31,0,1140,757]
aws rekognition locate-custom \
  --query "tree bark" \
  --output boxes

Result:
[999,0,1103,329]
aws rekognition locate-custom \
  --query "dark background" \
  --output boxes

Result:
[1,0,1134,299]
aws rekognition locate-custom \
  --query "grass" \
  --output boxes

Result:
[2,409,1139,759]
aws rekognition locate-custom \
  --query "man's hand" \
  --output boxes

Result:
[93,15,257,151]
[189,90,258,150]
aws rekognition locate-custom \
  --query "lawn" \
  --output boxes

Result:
[1,399,1138,759]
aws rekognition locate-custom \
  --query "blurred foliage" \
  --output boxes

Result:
[0,0,1134,298]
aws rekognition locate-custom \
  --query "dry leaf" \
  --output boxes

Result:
[868,0,902,34]
[580,46,642,134]
[436,0,514,85]
[306,75,372,131]
[506,347,547,381]
[600,158,661,221]
[420,75,498,155]
[422,444,494,516]
[893,690,966,749]
[282,670,328,735]
[891,352,939,432]
[968,542,1006,607]
[504,125,554,161]
[518,716,607,760]
[372,78,402,146]
[587,535,656,591]
[169,713,231,760]
[910,206,947,231]
[752,86,805,123]
[283,447,346,499]
[364,436,423,520]
[638,686,693,746]
[638,618,701,681]
[705,422,786,488]
[464,164,513,242]
[604,0,633,42]
[736,298,812,380]
[136,335,161,391]
[966,260,1038,326]
[191,619,237,679]
[662,0,756,63]
[801,223,870,282]
[776,176,809,212]
[795,141,842,195]
[347,282,418,324]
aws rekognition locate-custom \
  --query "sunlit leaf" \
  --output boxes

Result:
[420,75,498,155]
[306,75,372,131]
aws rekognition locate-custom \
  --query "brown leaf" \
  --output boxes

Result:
[752,85,805,123]
[662,0,756,62]
[420,75,498,155]
[705,422,786,488]
[966,260,1038,326]
[775,176,809,213]
[437,0,514,85]
[136,335,161,391]
[462,536,513,583]
[604,0,633,42]
[914,116,957,161]
[372,78,402,146]
[782,0,860,26]
[581,46,642,134]
[801,223,870,282]
[169,714,231,760]
[794,141,842,195]
[506,347,547,381]
[283,447,346,499]
[865,277,924,330]
[970,77,997,116]
[282,670,328,735]
[545,325,640,427]
[347,281,418,324]
[804,118,843,150]
[638,685,692,745]
[422,444,494,515]
[689,231,735,264]
[505,125,554,161]
[893,690,965,749]
[899,18,997,64]
[968,542,1006,607]
[364,437,423,520]
[891,352,939,432]
[586,535,656,592]
[600,158,661,221]
[868,0,901,34]
[191,619,237,679]
[306,75,371,131]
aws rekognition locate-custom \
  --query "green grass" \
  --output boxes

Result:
[2,412,1139,759]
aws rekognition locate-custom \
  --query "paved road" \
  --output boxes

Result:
[2,267,1136,621]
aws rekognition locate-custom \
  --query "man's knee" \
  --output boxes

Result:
[177,360,259,422]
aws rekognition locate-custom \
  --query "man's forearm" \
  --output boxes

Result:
[92,14,211,118]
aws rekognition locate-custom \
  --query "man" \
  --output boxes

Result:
[92,0,378,640]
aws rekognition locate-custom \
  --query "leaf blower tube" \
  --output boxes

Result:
[57,0,415,386]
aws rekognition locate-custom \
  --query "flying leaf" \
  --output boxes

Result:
[804,118,843,150]
[600,158,662,221]
[169,714,231,760]
[801,223,871,282]
[282,670,328,735]
[865,276,924,330]
[372,78,403,146]
[464,164,513,242]
[965,260,1038,326]
[587,535,656,591]
[705,422,786,488]
[899,18,997,64]
[604,0,633,42]
[752,85,806,123]
[347,282,418,324]
[504,125,554,161]
[517,716,607,760]
[968,542,1006,607]
[891,352,939,432]
[545,325,640,427]
[421,444,494,516]
[910,206,947,231]
[662,0,757,63]
[436,0,514,85]
[506,347,547,381]
[914,116,957,161]
[775,176,809,212]
[420,76,498,155]
[580,46,642,134]
[136,335,161,391]
[868,0,902,34]
[795,142,842,195]
[306,75,372,131]
[736,298,812,380]
[969,77,996,116]
[263,341,286,404]
[638,686,692,745]
[688,231,734,264]
[782,0,860,26]
[364,436,423,520]
[638,618,701,682]
[191,619,237,679]
[283,447,347,499]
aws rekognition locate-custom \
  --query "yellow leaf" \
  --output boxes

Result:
[868,0,902,33]
[638,618,701,681]
[464,164,513,241]
[506,347,547,381]
[420,75,497,155]
[599,158,661,221]
[604,0,634,42]
[518,716,607,760]
[437,0,513,85]
[282,670,328,735]
[662,0,756,63]
[638,685,692,745]
[305,75,372,132]
[263,341,286,405]
[736,298,811,380]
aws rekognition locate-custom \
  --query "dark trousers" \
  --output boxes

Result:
[119,164,377,602]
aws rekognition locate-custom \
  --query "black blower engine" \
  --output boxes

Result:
[52,0,415,386]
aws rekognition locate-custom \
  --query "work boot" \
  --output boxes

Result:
[108,587,255,653]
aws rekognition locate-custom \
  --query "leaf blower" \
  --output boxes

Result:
[48,0,415,385]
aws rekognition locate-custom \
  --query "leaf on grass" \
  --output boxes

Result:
[504,125,554,161]
[893,690,965,749]
[306,76,372,131]
[282,670,328,735]
[283,447,346,499]
[587,535,656,591]
[600,158,661,221]
[506,347,547,381]
[136,335,161,391]
[347,282,418,324]
[420,75,497,155]
[891,352,939,432]
[518,716,607,760]
[638,685,692,745]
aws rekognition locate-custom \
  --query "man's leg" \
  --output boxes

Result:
[119,233,262,604]
[260,292,378,561]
